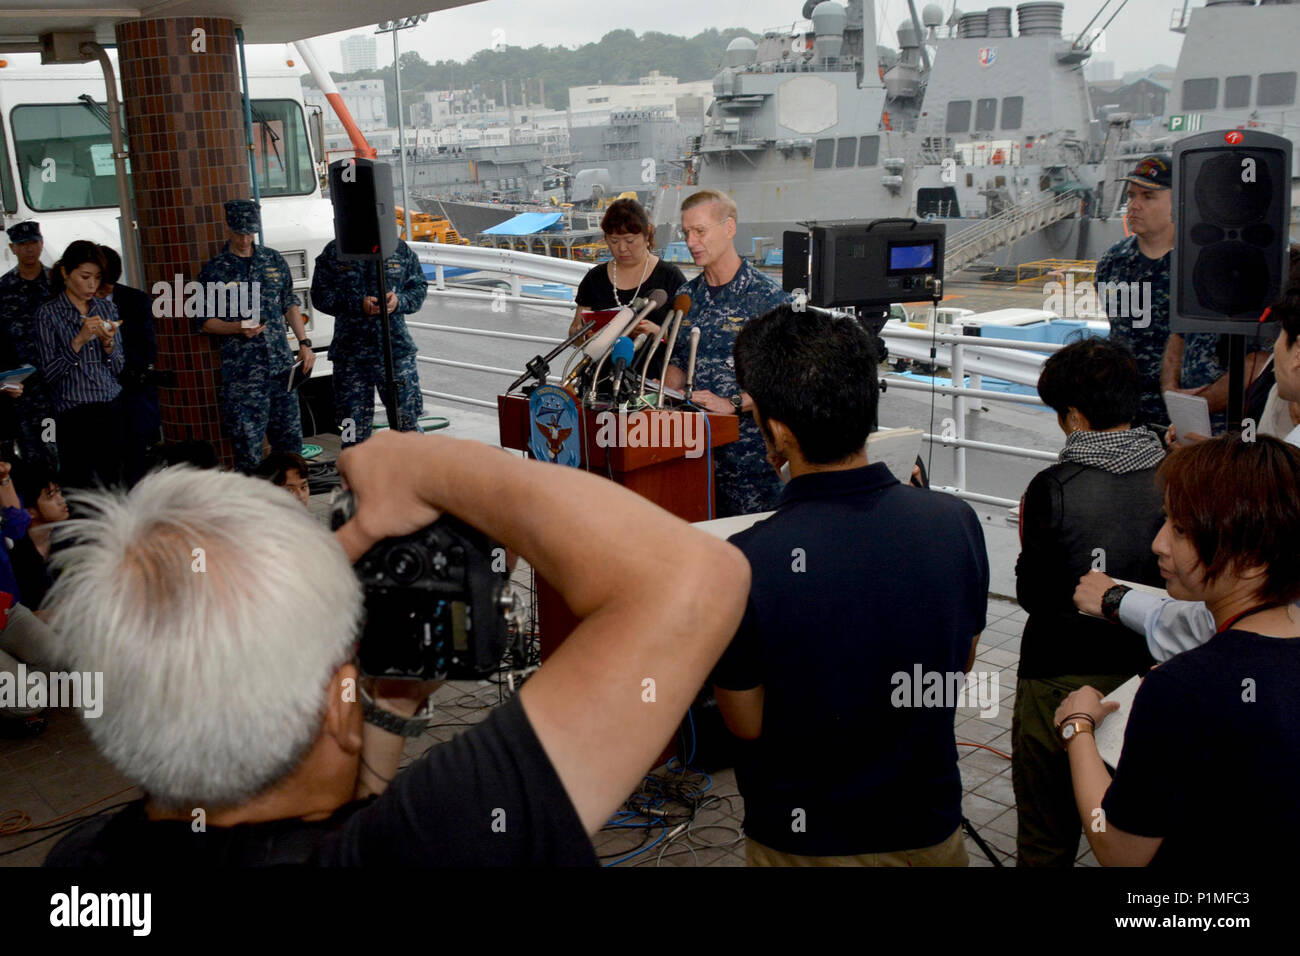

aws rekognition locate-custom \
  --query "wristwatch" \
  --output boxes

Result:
[729,394,743,414]
[360,685,436,738]
[1059,717,1095,744]
[298,338,313,349]
[1101,584,1132,624]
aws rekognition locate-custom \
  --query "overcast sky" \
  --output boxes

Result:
[303,0,1186,76]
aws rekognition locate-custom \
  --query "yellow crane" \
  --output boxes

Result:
[395,206,470,245]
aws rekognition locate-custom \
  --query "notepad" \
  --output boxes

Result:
[1164,389,1212,443]
[1095,674,1143,770]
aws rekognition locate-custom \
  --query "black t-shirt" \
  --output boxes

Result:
[1101,628,1300,868]
[574,258,686,330]
[45,695,597,867]
[712,464,989,856]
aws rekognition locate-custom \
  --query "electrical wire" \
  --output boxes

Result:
[958,741,1013,761]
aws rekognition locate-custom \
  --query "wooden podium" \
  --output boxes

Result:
[497,394,738,659]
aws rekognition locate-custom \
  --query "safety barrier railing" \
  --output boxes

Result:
[881,324,1065,507]
[401,240,1068,508]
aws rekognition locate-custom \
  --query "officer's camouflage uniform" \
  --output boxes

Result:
[196,203,302,473]
[671,258,791,518]
[310,239,428,445]
[0,221,58,468]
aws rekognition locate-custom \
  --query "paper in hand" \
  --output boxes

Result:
[1095,674,1143,770]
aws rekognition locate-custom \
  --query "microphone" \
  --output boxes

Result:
[656,295,691,406]
[684,327,701,405]
[586,290,667,403]
[639,293,692,396]
[608,336,636,408]
[508,319,594,393]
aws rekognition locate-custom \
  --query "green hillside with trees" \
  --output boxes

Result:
[303,28,761,120]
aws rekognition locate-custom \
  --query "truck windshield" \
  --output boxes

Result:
[11,96,314,211]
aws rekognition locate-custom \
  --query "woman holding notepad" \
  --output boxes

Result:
[1057,436,1300,866]
[32,241,125,489]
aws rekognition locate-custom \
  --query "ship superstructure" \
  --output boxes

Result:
[683,0,1299,266]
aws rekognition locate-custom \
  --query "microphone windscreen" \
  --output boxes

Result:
[581,307,634,359]
[672,293,692,315]
[647,288,669,309]
[611,337,635,366]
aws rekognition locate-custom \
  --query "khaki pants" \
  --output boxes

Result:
[0,604,63,717]
[1011,674,1131,867]
[745,826,969,867]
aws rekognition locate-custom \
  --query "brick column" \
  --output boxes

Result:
[115,17,245,467]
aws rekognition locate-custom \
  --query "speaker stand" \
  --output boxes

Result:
[374,259,402,432]
[1226,334,1246,432]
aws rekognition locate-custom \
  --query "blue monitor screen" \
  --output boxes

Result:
[889,242,935,271]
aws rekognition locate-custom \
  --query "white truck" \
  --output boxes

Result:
[0,45,338,432]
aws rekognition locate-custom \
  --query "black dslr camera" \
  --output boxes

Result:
[330,490,520,680]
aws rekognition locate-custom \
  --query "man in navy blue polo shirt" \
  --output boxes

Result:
[713,304,989,865]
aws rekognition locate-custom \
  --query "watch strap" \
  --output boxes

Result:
[360,686,435,738]
[1060,719,1096,743]
[1101,584,1132,624]
[298,338,313,349]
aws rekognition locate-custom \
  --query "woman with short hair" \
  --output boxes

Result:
[1058,435,1300,866]
[33,240,125,489]
[567,198,685,344]
[1012,337,1167,866]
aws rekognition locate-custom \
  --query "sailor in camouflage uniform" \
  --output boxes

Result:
[196,200,315,473]
[1097,155,1249,432]
[668,190,791,517]
[0,221,58,468]
[309,237,428,446]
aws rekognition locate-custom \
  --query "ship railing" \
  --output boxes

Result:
[404,241,583,409]
[403,240,1062,509]
[880,324,1066,508]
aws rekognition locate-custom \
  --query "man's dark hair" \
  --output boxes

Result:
[1158,434,1300,604]
[1037,337,1140,429]
[255,451,310,487]
[734,304,877,465]
[98,245,123,286]
[12,459,59,511]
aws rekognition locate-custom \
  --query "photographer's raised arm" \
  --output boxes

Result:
[335,432,750,836]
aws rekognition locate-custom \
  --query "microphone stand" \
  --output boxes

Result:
[508,320,594,393]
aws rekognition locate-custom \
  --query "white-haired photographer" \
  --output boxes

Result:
[43,430,749,865]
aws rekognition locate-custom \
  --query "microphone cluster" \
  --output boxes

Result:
[508,289,704,412]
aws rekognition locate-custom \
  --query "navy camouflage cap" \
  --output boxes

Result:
[5,220,41,244]
[1119,154,1172,190]
[224,199,261,233]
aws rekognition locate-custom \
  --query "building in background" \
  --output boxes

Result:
[1085,58,1115,82]
[409,88,499,127]
[339,34,377,74]
[1089,76,1170,122]
[305,78,388,132]
[569,71,713,119]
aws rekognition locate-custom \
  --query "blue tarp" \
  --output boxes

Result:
[421,265,475,280]
[481,212,565,235]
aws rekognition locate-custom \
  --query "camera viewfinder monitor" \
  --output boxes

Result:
[888,240,936,273]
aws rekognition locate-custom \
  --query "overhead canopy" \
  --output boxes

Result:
[482,213,565,236]
[0,1,484,44]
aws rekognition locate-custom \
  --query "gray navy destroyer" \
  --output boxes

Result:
[676,0,1300,268]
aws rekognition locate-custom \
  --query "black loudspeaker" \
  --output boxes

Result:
[1171,130,1292,336]
[327,158,398,261]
